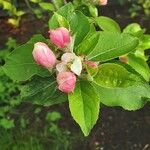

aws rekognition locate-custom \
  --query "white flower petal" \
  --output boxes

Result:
[56,62,67,72]
[61,53,76,63]
[71,57,82,76]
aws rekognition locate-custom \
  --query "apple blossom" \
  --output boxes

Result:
[56,53,82,76]
[56,62,68,72]
[100,0,107,5]
[49,27,71,49]
[61,53,76,63]
[32,42,56,68]
[84,61,98,68]
[70,56,82,76]
[57,71,76,93]
[119,56,128,64]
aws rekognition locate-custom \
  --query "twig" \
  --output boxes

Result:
[142,144,149,150]
[24,0,34,14]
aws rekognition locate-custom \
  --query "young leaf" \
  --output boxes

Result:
[68,81,100,136]
[2,35,50,81]
[39,2,55,11]
[96,16,121,33]
[70,11,90,47]
[52,0,64,9]
[48,13,70,29]
[49,3,74,28]
[123,23,145,38]
[75,32,99,55]
[88,4,98,17]
[87,32,139,61]
[137,34,150,51]
[15,11,25,17]
[93,63,150,110]
[21,76,67,106]
[2,1,12,10]
[127,53,150,81]
[8,18,19,27]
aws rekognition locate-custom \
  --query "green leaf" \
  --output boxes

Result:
[52,0,64,9]
[94,63,139,88]
[8,18,19,27]
[96,16,121,33]
[21,76,67,106]
[127,53,150,81]
[85,64,98,77]
[68,81,100,136]
[87,32,139,61]
[0,118,14,129]
[75,32,99,55]
[33,8,43,19]
[49,13,70,29]
[93,63,150,110]
[88,4,98,17]
[34,107,42,114]
[95,83,149,111]
[2,1,12,10]
[28,34,46,43]
[3,35,50,81]
[46,111,61,122]
[123,23,145,38]
[15,10,25,17]
[30,0,42,3]
[6,37,18,50]
[0,106,11,117]
[70,11,90,47]
[137,34,150,51]
[39,2,55,11]
[49,3,74,28]
[56,2,75,19]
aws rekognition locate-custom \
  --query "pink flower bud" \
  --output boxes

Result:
[57,71,76,93]
[100,0,107,5]
[32,42,56,68]
[119,56,128,64]
[49,27,71,49]
[84,61,98,68]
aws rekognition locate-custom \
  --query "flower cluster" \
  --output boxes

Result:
[32,27,98,93]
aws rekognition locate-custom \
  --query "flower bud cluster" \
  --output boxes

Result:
[32,27,98,93]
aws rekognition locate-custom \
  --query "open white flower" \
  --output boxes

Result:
[71,56,82,76]
[56,62,68,72]
[61,53,76,63]
[56,53,82,76]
